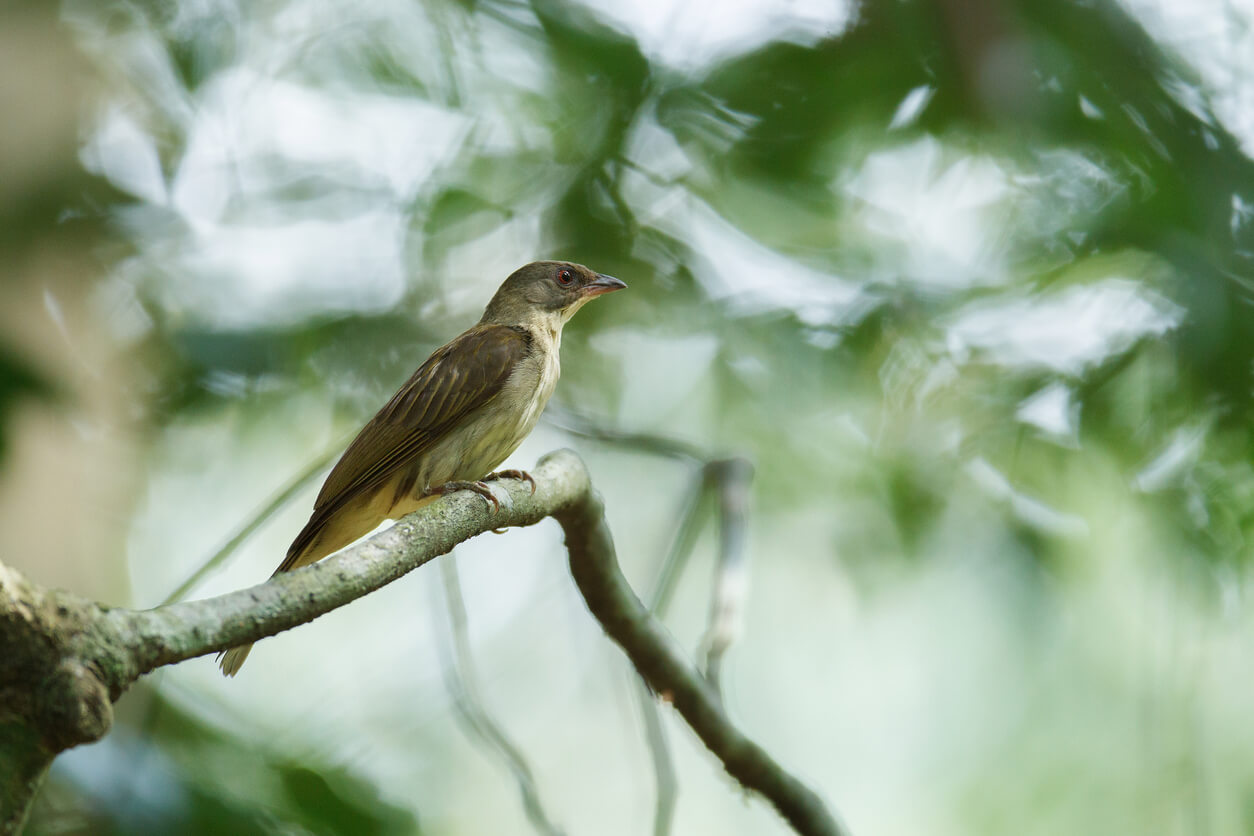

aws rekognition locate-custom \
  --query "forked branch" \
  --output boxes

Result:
[0,450,844,836]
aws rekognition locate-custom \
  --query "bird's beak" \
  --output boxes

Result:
[582,274,627,297]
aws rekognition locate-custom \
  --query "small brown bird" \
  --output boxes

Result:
[219,261,626,675]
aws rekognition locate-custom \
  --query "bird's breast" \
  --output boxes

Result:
[414,342,559,489]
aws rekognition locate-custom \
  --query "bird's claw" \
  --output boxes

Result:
[485,469,537,495]
[430,480,501,514]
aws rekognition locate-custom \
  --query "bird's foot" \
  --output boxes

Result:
[428,480,500,513]
[484,469,536,495]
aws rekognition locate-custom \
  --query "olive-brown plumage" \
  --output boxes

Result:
[219,261,625,675]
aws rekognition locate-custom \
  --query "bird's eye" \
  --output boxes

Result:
[556,268,575,286]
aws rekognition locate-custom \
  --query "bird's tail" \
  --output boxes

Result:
[218,644,253,677]
[217,488,413,677]
[216,521,331,677]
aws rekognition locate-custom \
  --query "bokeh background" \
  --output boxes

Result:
[5,0,1254,833]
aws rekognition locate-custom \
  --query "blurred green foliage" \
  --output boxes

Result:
[0,345,56,466]
[12,0,1254,832]
[30,696,418,835]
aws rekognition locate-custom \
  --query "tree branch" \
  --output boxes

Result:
[0,449,844,836]
[159,439,347,606]
[554,484,846,836]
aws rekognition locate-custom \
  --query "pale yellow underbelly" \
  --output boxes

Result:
[293,349,557,568]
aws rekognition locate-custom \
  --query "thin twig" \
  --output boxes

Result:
[634,678,678,836]
[160,440,347,606]
[550,411,761,831]
[698,458,754,698]
[649,470,714,616]
[557,487,847,836]
[432,556,566,836]
[545,406,706,464]
[635,472,712,836]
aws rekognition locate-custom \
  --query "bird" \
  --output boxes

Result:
[218,260,626,676]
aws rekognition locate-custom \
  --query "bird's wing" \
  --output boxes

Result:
[280,323,531,570]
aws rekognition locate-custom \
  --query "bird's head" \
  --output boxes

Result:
[481,261,626,327]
